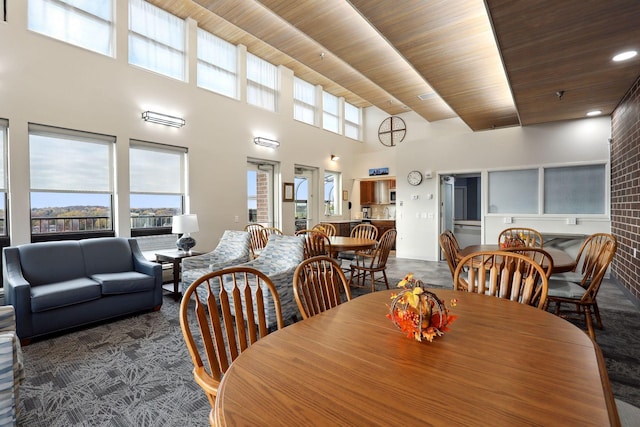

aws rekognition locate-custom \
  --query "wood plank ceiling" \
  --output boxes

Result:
[149,0,640,132]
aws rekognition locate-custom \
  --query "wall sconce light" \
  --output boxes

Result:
[142,111,185,128]
[253,137,280,148]
[331,154,340,161]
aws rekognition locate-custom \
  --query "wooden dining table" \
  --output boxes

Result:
[213,289,619,426]
[457,244,577,274]
[327,236,377,259]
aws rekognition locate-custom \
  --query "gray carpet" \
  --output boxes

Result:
[16,276,640,426]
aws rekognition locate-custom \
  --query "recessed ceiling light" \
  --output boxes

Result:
[612,50,637,62]
[586,110,602,117]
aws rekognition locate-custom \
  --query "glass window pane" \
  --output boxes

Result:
[246,54,278,111]
[128,0,185,81]
[197,28,238,98]
[544,164,606,214]
[488,169,538,214]
[28,0,114,56]
[324,171,341,216]
[294,77,316,125]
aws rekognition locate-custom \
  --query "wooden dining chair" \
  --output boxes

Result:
[312,223,337,237]
[498,227,544,248]
[244,223,266,259]
[349,228,397,292]
[439,229,461,279]
[293,255,351,319]
[502,247,554,279]
[295,229,332,258]
[453,250,549,309]
[338,223,378,263]
[179,266,284,424]
[546,234,617,338]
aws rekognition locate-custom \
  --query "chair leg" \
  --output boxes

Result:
[370,271,376,293]
[382,270,389,290]
[584,305,596,340]
[593,301,604,329]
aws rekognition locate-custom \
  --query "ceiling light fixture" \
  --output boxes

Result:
[612,50,637,62]
[142,111,185,127]
[253,137,280,149]
[586,110,602,117]
[331,154,340,161]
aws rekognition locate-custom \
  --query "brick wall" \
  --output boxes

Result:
[610,75,640,301]
[256,171,270,224]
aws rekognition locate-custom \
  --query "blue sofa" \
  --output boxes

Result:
[2,237,163,344]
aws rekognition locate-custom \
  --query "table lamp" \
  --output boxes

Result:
[172,214,199,252]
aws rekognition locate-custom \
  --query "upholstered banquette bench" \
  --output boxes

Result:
[2,237,163,344]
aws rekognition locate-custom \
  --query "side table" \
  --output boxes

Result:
[155,249,204,300]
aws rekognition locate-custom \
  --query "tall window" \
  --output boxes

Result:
[128,0,185,81]
[322,91,340,134]
[28,0,114,56]
[29,124,114,239]
[246,53,278,112]
[0,119,7,238]
[293,77,317,125]
[344,101,362,140]
[130,141,186,234]
[324,171,341,216]
[197,28,238,99]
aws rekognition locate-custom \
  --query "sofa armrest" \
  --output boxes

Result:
[128,239,162,278]
[2,248,34,340]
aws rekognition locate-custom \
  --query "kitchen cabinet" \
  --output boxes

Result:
[360,181,376,205]
[371,220,396,250]
[360,179,396,205]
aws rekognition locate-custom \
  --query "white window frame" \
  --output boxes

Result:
[28,0,115,56]
[324,170,342,216]
[29,124,115,236]
[130,140,187,232]
[344,101,362,140]
[128,0,186,81]
[197,28,238,99]
[293,77,317,126]
[246,53,279,112]
[322,91,340,134]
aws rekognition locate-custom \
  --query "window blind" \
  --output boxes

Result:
[130,141,186,194]
[29,124,114,193]
[197,28,238,99]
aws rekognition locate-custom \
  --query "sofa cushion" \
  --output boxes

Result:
[18,241,85,286]
[81,237,134,275]
[30,278,102,312]
[92,272,156,295]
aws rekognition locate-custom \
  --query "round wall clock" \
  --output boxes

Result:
[378,116,407,147]
[407,170,423,186]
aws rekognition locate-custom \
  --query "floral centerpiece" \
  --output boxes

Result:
[386,274,457,342]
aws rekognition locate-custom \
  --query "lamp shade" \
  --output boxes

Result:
[172,214,199,234]
[172,214,199,252]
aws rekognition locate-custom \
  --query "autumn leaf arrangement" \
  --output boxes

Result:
[387,274,457,342]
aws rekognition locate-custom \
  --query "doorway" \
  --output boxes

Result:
[247,159,279,227]
[440,173,482,259]
[294,165,318,231]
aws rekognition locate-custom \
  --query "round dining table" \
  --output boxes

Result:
[213,289,618,426]
[457,244,577,274]
[327,236,377,252]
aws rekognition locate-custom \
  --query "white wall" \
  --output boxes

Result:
[358,110,611,261]
[0,0,362,249]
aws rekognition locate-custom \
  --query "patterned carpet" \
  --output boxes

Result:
[16,281,640,426]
